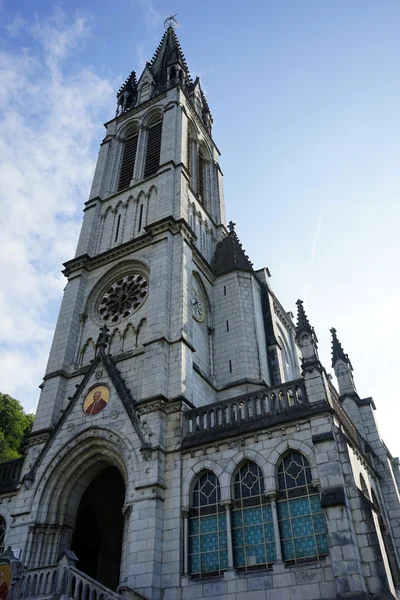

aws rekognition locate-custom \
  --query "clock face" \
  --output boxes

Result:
[192,291,205,322]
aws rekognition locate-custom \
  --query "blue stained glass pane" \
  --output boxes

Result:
[262,504,273,521]
[201,551,219,571]
[288,497,310,517]
[266,542,277,562]
[218,514,227,530]
[243,507,262,525]
[201,532,218,552]
[246,545,265,565]
[233,527,244,546]
[220,550,228,569]
[234,546,245,567]
[232,510,242,527]
[294,535,316,558]
[189,518,199,534]
[312,513,326,534]
[291,515,313,538]
[189,535,199,553]
[277,500,289,519]
[309,494,321,511]
[279,518,292,539]
[244,525,263,545]
[200,515,218,533]
[282,538,294,560]
[190,554,200,573]
[316,534,329,554]
[263,522,275,542]
[219,531,227,546]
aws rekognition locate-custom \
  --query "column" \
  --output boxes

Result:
[182,508,190,575]
[221,501,234,569]
[266,492,282,562]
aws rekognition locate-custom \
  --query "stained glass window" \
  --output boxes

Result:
[189,471,228,577]
[232,461,276,571]
[0,515,6,554]
[277,452,329,565]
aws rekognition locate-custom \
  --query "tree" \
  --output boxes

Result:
[0,393,34,462]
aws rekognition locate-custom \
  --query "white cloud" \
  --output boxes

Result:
[0,10,114,413]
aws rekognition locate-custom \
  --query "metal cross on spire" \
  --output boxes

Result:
[164,14,178,29]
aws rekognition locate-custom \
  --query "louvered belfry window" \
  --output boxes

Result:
[144,120,162,178]
[118,132,138,191]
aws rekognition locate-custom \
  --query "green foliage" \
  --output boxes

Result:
[0,393,34,462]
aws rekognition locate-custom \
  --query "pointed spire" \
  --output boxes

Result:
[149,25,191,84]
[330,328,352,369]
[211,223,253,276]
[296,300,315,338]
[96,325,109,352]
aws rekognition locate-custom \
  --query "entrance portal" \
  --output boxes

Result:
[71,466,125,591]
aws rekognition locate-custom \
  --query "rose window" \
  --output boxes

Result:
[98,274,148,324]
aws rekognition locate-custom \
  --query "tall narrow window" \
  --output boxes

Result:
[0,515,6,553]
[232,462,276,571]
[189,471,228,577]
[138,204,143,232]
[277,452,328,565]
[115,214,121,242]
[187,135,193,184]
[198,151,205,203]
[144,121,162,178]
[118,132,138,192]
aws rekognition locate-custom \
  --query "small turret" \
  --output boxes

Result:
[295,300,320,370]
[330,327,358,396]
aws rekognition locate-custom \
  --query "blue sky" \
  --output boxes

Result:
[0,1,399,455]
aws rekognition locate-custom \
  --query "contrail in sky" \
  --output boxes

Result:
[304,214,323,304]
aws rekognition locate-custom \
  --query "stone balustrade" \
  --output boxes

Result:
[182,379,309,446]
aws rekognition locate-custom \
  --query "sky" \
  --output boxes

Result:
[0,0,399,455]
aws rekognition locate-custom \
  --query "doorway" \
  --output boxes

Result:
[71,466,125,591]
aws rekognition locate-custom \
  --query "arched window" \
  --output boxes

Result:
[232,462,276,571]
[144,119,162,178]
[189,471,227,577]
[118,130,138,192]
[277,452,328,564]
[0,515,6,553]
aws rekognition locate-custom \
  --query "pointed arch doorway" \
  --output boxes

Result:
[71,466,125,591]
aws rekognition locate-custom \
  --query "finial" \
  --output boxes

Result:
[296,299,314,336]
[96,325,110,351]
[330,327,351,367]
[164,14,178,29]
[228,221,236,235]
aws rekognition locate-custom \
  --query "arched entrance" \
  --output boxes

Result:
[71,466,125,591]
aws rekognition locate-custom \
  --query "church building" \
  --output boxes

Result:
[1,23,400,600]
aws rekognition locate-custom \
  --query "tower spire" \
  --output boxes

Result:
[295,299,315,339]
[330,327,352,368]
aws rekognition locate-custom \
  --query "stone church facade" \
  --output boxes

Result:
[0,25,400,600]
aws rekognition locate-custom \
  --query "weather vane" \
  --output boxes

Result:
[164,14,178,29]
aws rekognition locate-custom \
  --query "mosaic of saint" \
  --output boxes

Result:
[83,386,110,416]
[0,564,11,600]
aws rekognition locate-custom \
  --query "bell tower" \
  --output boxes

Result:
[31,24,227,436]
